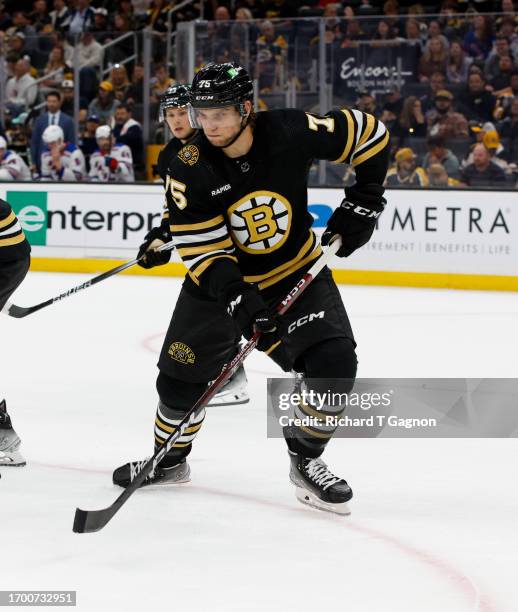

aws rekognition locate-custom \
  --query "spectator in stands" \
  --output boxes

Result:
[88,81,120,124]
[5,58,37,116]
[30,0,51,32]
[426,88,469,138]
[386,148,429,186]
[420,70,447,112]
[109,64,131,102]
[150,63,174,104]
[425,20,450,51]
[498,18,518,62]
[50,0,71,33]
[498,95,518,160]
[405,18,425,51]
[89,125,134,183]
[255,20,288,92]
[427,163,461,187]
[39,124,86,181]
[76,30,104,72]
[112,103,144,172]
[461,143,506,186]
[356,91,377,116]
[392,96,427,142]
[459,72,496,122]
[214,5,231,20]
[31,90,75,173]
[60,79,75,115]
[490,55,516,91]
[6,33,37,71]
[482,129,513,174]
[68,0,95,35]
[0,136,31,181]
[145,0,171,33]
[447,39,473,84]
[40,46,72,95]
[7,12,37,50]
[371,19,400,46]
[79,114,99,171]
[418,36,448,81]
[91,8,111,44]
[422,134,461,178]
[125,63,144,106]
[485,35,513,81]
[463,14,494,60]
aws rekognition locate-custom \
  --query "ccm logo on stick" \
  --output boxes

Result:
[288,311,325,334]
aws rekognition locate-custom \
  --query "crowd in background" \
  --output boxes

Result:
[0,0,517,186]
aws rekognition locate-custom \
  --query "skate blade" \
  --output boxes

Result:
[295,487,351,516]
[208,390,250,407]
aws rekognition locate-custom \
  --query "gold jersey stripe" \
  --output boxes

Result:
[333,110,355,164]
[357,113,376,148]
[177,237,233,258]
[256,245,322,290]
[0,211,16,229]
[189,254,238,284]
[299,424,334,440]
[243,232,315,283]
[352,131,389,167]
[0,232,25,247]
[171,215,225,233]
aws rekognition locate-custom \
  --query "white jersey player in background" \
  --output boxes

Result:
[88,125,134,183]
[40,125,86,182]
[0,136,31,181]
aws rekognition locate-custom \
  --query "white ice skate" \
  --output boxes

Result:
[208,365,249,407]
[0,400,26,467]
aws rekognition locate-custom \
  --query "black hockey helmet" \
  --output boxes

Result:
[189,63,254,130]
[158,83,191,122]
[190,62,253,109]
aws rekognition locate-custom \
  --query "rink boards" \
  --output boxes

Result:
[1,182,517,291]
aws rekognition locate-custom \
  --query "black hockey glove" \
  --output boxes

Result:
[137,221,172,269]
[322,184,386,258]
[223,281,280,353]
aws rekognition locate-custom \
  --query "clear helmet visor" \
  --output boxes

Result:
[188,104,246,131]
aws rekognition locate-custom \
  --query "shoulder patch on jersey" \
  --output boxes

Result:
[178,144,199,166]
[168,342,195,365]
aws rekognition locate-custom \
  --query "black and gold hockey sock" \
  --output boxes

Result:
[154,400,206,467]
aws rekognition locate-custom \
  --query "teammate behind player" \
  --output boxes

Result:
[40,125,86,181]
[88,125,135,183]
[0,198,30,469]
[0,136,31,181]
[114,63,389,514]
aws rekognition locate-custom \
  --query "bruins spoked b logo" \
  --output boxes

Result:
[228,191,292,254]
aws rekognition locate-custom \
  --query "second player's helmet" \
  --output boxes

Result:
[158,84,191,122]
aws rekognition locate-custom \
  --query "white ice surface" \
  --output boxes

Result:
[1,272,518,612]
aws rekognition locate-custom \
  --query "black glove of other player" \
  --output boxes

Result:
[137,222,172,269]
[223,281,279,353]
[322,183,386,258]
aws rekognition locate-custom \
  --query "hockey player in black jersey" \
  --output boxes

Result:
[138,84,249,407]
[114,63,389,514]
[0,198,30,469]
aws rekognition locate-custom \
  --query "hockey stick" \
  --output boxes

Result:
[72,236,343,533]
[1,242,176,318]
